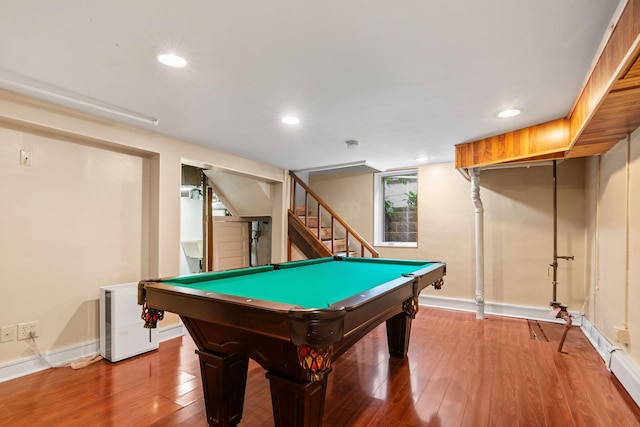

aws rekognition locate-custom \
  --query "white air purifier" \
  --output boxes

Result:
[99,282,159,362]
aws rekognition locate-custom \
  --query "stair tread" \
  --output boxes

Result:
[297,215,320,227]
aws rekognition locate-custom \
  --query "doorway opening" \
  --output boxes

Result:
[180,164,272,275]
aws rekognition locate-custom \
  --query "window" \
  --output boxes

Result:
[373,169,418,247]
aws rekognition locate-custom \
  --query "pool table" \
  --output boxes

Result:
[138,256,445,427]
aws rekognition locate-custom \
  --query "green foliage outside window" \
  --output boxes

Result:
[404,191,417,208]
[385,200,395,220]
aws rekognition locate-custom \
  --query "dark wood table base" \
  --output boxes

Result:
[195,310,416,427]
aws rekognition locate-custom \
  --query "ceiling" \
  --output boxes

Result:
[0,1,621,172]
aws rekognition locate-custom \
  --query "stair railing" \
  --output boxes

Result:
[290,171,379,258]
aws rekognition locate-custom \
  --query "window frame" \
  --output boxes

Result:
[373,168,418,248]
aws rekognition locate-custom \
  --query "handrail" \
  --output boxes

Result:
[289,171,379,258]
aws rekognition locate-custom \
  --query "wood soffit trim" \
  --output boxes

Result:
[455,0,640,170]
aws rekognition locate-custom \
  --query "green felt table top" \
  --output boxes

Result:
[162,257,434,308]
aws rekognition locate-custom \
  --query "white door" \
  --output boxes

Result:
[212,221,250,271]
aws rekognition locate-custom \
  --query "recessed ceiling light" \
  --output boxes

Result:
[157,53,187,68]
[281,116,300,125]
[498,108,521,118]
[416,157,429,162]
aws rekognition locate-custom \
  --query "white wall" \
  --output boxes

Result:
[312,149,640,377]
[0,89,287,366]
[585,131,640,367]
[310,159,586,310]
[479,160,585,308]
[0,130,146,356]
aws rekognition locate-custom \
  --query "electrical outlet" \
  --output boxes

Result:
[615,326,630,345]
[1,325,16,343]
[17,321,39,340]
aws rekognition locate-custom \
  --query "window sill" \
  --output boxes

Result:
[375,242,418,248]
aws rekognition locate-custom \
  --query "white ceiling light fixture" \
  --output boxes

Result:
[415,157,430,162]
[157,53,187,68]
[281,116,300,125]
[498,108,521,118]
[0,68,159,125]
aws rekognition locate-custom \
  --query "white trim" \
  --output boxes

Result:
[580,316,614,361]
[610,350,640,408]
[296,160,383,176]
[0,322,186,384]
[373,168,418,246]
[0,339,100,383]
[420,295,584,326]
[159,321,187,342]
[375,241,418,248]
[581,317,640,407]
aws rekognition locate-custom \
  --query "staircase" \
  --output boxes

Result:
[288,172,378,260]
[295,206,350,254]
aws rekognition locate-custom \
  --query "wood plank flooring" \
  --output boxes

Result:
[1,308,639,426]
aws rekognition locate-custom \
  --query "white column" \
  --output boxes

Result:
[469,168,485,320]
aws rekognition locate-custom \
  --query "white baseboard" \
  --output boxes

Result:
[0,338,100,384]
[0,322,186,384]
[581,317,640,407]
[420,295,584,326]
[580,316,614,361]
[159,321,187,342]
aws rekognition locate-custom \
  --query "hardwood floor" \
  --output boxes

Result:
[1,308,639,426]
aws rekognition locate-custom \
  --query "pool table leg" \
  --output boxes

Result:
[266,369,330,427]
[386,312,413,358]
[196,350,249,426]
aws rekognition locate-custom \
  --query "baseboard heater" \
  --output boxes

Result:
[99,282,159,362]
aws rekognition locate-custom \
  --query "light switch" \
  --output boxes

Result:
[20,150,33,166]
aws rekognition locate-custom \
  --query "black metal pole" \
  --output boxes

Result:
[552,160,558,303]
[550,161,574,352]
